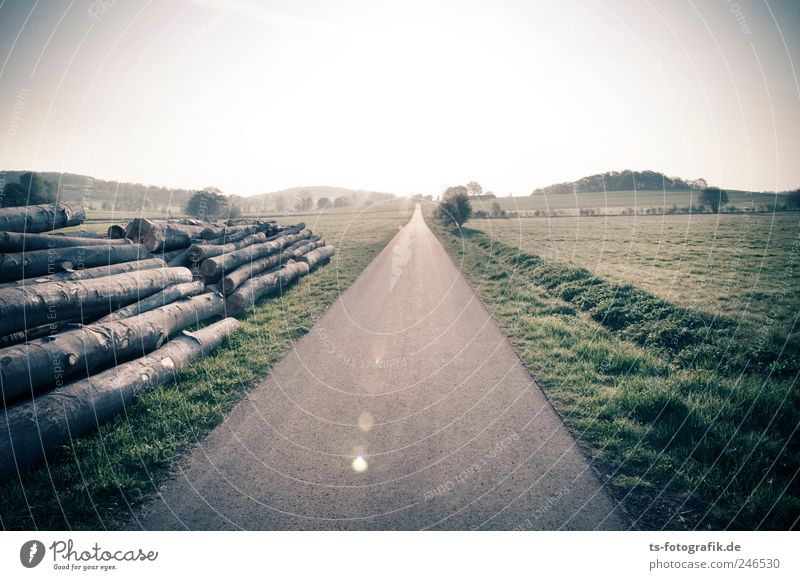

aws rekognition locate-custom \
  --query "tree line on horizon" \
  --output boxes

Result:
[531,170,706,196]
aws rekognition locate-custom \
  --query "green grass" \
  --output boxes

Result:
[0,206,411,530]
[433,222,799,530]
[468,212,800,335]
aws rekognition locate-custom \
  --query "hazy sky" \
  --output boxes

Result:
[0,0,798,196]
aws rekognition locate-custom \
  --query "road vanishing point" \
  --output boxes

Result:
[129,205,628,530]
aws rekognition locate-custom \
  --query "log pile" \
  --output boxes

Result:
[0,203,336,479]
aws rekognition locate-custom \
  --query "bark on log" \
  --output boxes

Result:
[265,223,305,241]
[0,244,151,282]
[199,230,312,278]
[0,319,82,349]
[0,203,86,234]
[0,257,166,289]
[225,260,310,315]
[187,232,267,263]
[218,238,324,295]
[0,266,193,335]
[96,280,205,323]
[51,230,100,238]
[200,223,257,240]
[0,232,131,252]
[209,225,263,244]
[0,317,240,479]
[107,224,126,239]
[165,249,190,267]
[297,245,337,269]
[225,218,276,226]
[0,291,226,404]
[125,218,205,252]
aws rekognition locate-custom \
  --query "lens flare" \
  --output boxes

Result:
[352,454,368,473]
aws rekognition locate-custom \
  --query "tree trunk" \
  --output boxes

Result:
[0,244,151,282]
[0,257,166,289]
[125,218,206,252]
[96,280,205,323]
[165,249,190,267]
[0,317,240,479]
[0,231,132,252]
[297,245,337,269]
[219,238,324,295]
[187,232,267,263]
[51,229,100,238]
[200,223,260,240]
[0,266,193,335]
[0,290,226,404]
[0,203,85,234]
[225,260,310,315]
[107,224,126,239]
[266,223,305,240]
[199,230,312,278]
[0,319,83,349]
[226,218,276,227]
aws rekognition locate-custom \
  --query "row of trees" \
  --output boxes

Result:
[433,181,798,227]
[1,172,58,207]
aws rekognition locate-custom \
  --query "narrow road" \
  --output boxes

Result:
[128,205,627,530]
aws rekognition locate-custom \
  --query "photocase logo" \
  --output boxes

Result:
[20,540,46,568]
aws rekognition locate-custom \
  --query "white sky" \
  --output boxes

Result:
[0,0,799,196]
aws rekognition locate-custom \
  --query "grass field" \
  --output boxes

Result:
[468,212,800,335]
[69,198,413,235]
[475,190,785,214]
[0,203,412,530]
[433,213,799,530]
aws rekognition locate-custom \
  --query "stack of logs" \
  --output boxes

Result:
[0,203,336,479]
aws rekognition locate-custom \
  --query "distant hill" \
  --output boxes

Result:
[1,170,197,211]
[531,170,705,196]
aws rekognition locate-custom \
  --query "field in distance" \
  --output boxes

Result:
[469,211,799,334]
[479,189,782,215]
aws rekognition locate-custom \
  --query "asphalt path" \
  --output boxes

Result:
[128,205,628,530]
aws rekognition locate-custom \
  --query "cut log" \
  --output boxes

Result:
[0,203,86,234]
[200,223,258,240]
[0,231,132,252]
[0,291,226,404]
[225,260,310,315]
[226,218,276,226]
[51,229,100,238]
[0,244,151,282]
[96,280,205,323]
[0,257,166,289]
[0,317,240,479]
[266,223,305,241]
[0,266,193,335]
[125,218,205,252]
[199,230,312,278]
[166,249,190,267]
[0,319,83,349]
[107,224,126,239]
[219,238,324,295]
[297,245,337,269]
[187,232,267,263]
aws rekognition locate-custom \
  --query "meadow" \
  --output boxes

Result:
[433,207,799,530]
[468,212,800,334]
[0,202,413,530]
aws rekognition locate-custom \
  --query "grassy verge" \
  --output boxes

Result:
[0,212,406,530]
[433,224,799,530]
